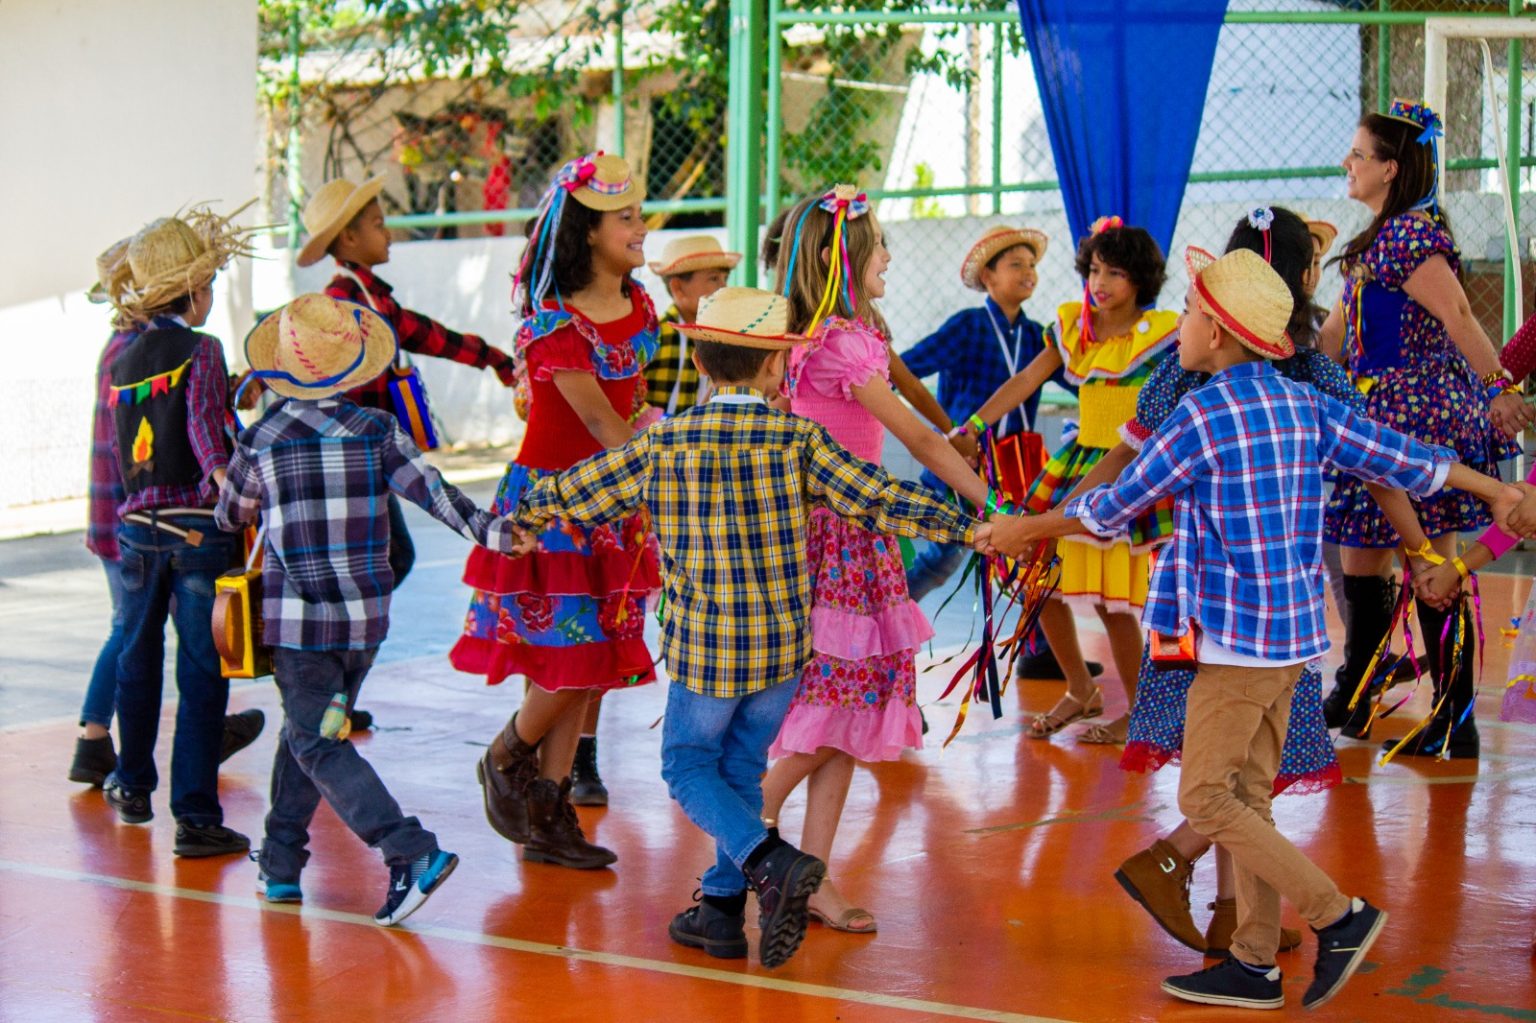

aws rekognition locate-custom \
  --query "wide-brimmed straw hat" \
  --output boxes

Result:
[1185,246,1294,360]
[297,177,386,268]
[108,201,258,323]
[676,287,808,350]
[86,237,131,304]
[562,152,645,212]
[245,293,398,400]
[1303,217,1339,254]
[960,226,1049,291]
[648,235,742,277]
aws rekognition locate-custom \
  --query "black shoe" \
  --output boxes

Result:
[69,735,117,787]
[1324,575,1398,738]
[1381,718,1480,760]
[744,841,825,968]
[1162,955,1283,1010]
[669,899,749,959]
[1384,598,1479,760]
[1014,648,1104,681]
[569,735,608,807]
[374,849,458,927]
[174,821,251,858]
[349,708,374,732]
[103,779,153,824]
[220,708,266,763]
[1303,898,1387,1011]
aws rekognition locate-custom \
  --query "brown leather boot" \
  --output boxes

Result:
[1113,840,1206,952]
[522,777,618,870]
[1204,897,1302,954]
[477,715,539,844]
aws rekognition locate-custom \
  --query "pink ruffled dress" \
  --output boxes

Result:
[770,317,933,761]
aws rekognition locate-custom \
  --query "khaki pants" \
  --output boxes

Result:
[1179,662,1352,966]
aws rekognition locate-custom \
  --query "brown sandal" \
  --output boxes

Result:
[1026,687,1104,739]
[1079,714,1129,746]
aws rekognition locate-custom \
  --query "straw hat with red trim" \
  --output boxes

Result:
[648,235,743,277]
[1303,217,1339,254]
[297,177,386,268]
[960,226,1049,291]
[1185,246,1294,360]
[245,293,398,400]
[675,287,808,350]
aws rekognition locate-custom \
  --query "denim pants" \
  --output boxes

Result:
[659,679,798,897]
[112,516,238,824]
[905,540,966,602]
[81,557,127,728]
[259,647,437,883]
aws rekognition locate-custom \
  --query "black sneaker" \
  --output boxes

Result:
[174,822,251,858]
[69,735,117,787]
[220,709,266,763]
[349,708,374,732]
[744,842,825,968]
[1303,898,1387,1011]
[669,897,749,959]
[374,849,459,927]
[1162,955,1284,1010]
[103,779,153,824]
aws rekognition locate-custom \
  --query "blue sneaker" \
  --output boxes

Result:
[257,872,303,904]
[1303,898,1387,1011]
[374,850,458,927]
[1162,955,1284,1010]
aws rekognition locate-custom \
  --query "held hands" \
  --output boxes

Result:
[971,521,993,553]
[948,430,979,466]
[1507,482,1536,537]
[508,526,539,557]
[1489,390,1536,438]
[985,511,1044,559]
[495,356,520,389]
[1411,559,1462,610]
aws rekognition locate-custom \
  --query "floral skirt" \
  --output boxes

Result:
[1325,359,1516,547]
[770,508,932,762]
[1503,584,1536,724]
[1121,646,1341,796]
[449,463,660,691]
[1022,440,1170,613]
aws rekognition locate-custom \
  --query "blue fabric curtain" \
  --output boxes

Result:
[1014,0,1229,253]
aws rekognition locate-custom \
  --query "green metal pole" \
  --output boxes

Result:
[726,0,764,286]
[1506,7,1524,340]
[765,0,783,255]
[613,0,626,157]
[1376,0,1391,114]
[992,24,1004,215]
[287,5,303,248]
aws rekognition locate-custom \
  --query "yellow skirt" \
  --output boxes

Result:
[1055,537,1151,614]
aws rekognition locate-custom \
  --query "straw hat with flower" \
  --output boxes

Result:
[1184,247,1294,360]
[245,293,398,400]
[108,200,258,323]
[1303,217,1339,255]
[960,226,1049,291]
[648,235,742,278]
[560,152,645,212]
[676,287,807,350]
[296,177,386,268]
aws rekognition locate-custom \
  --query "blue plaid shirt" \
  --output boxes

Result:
[1064,362,1452,662]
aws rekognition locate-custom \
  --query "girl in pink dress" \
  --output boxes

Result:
[759,186,989,934]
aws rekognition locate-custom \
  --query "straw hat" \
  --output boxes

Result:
[86,237,130,304]
[676,287,808,350]
[960,226,1049,291]
[562,152,645,212]
[297,177,386,268]
[1185,247,1294,360]
[245,293,398,400]
[1303,217,1339,254]
[108,201,258,323]
[648,235,743,277]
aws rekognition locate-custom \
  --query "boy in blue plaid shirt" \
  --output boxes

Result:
[216,294,527,927]
[502,288,989,968]
[988,249,1519,1011]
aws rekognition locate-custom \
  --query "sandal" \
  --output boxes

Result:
[1026,687,1104,739]
[808,905,878,934]
[1079,714,1129,746]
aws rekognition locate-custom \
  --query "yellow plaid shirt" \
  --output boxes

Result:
[643,306,704,413]
[515,387,978,697]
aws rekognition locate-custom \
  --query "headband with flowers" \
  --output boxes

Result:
[1247,205,1275,263]
[782,184,870,336]
[1386,98,1444,214]
[1079,215,1125,348]
[513,151,608,313]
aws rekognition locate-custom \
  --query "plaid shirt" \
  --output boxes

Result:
[643,306,703,413]
[86,327,139,559]
[215,398,520,651]
[514,388,978,696]
[324,261,517,412]
[113,318,233,517]
[1065,362,1452,662]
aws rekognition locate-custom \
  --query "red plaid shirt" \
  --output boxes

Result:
[85,327,138,560]
[324,261,517,412]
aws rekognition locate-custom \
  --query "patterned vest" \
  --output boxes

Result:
[110,326,208,496]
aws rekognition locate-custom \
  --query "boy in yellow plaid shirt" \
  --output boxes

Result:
[505,288,988,968]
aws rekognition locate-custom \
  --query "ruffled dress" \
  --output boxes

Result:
[770,318,932,761]
[1325,212,1516,547]
[1022,301,1177,611]
[450,286,663,691]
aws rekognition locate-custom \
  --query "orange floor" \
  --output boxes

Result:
[3,579,1535,1023]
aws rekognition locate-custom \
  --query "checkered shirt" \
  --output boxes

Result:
[215,398,520,651]
[86,327,138,559]
[642,306,703,413]
[513,388,979,696]
[1065,361,1452,662]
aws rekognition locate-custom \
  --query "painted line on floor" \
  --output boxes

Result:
[0,858,1074,1023]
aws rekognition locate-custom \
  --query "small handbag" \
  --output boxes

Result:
[387,354,440,451]
[992,430,1046,505]
[212,525,273,679]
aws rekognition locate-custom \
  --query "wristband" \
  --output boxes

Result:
[967,413,986,434]
[1452,555,1470,579]
[947,424,970,439]
[1483,368,1515,389]
[983,490,1015,516]
[1402,539,1445,566]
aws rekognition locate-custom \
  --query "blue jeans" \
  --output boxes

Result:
[659,679,798,897]
[111,516,238,824]
[905,541,966,602]
[260,647,437,883]
[81,557,127,728]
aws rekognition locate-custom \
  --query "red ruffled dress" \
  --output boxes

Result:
[450,286,662,691]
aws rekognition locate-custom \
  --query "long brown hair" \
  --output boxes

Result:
[1336,112,1455,269]
[772,193,890,338]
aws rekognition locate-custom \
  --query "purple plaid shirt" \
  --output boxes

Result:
[1065,362,1452,662]
[86,328,139,560]
[215,397,521,650]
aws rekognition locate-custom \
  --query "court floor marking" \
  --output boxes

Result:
[0,858,1075,1023]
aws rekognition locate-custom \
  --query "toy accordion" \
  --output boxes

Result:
[388,357,440,451]
[992,430,1046,505]
[213,526,272,679]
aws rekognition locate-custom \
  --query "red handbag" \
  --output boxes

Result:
[991,430,1046,505]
